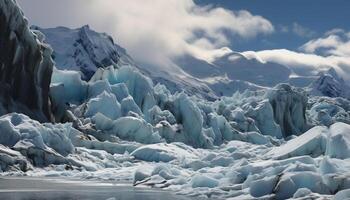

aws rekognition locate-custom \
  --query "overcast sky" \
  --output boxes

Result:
[16,0,350,80]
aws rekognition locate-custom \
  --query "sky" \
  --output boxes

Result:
[197,0,350,51]
[16,0,350,80]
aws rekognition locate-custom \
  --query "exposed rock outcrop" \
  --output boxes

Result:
[0,0,54,122]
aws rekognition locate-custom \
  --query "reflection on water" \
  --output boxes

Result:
[0,177,196,200]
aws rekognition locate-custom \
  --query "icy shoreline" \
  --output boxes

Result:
[0,176,204,200]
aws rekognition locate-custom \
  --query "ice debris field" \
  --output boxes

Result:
[1,65,350,200]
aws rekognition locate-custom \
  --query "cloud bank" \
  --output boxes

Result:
[301,29,350,57]
[17,0,274,66]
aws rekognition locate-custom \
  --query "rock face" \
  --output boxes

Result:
[0,0,54,122]
[268,84,308,138]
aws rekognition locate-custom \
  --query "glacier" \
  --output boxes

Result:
[1,0,350,200]
[2,61,350,199]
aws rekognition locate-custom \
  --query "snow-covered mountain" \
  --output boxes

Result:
[309,68,350,99]
[36,26,319,99]
[32,25,135,80]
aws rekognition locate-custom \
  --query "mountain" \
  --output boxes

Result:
[36,26,316,99]
[32,25,135,80]
[34,25,217,99]
[309,68,350,99]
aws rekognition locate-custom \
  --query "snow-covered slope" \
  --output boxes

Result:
[32,25,135,80]
[0,0,54,122]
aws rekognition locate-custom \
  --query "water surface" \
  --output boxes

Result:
[0,177,199,200]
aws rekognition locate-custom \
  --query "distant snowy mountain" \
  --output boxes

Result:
[309,68,350,99]
[34,26,218,99]
[32,25,135,80]
[36,26,317,99]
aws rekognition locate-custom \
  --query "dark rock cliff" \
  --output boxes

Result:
[0,0,54,122]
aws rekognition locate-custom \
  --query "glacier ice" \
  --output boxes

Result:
[268,84,308,137]
[84,91,121,120]
[0,0,54,122]
[4,62,350,199]
[131,143,198,163]
[268,126,328,159]
[326,122,350,159]
[0,113,75,167]
[190,174,219,188]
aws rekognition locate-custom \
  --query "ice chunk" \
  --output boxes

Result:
[267,84,308,137]
[334,189,350,200]
[93,115,162,144]
[172,93,213,148]
[0,144,30,172]
[131,143,197,162]
[326,122,350,159]
[293,188,312,198]
[274,172,330,199]
[133,168,151,185]
[245,100,282,138]
[249,176,278,197]
[208,113,235,145]
[51,68,88,104]
[120,96,142,116]
[87,79,112,98]
[268,126,327,159]
[0,113,76,168]
[190,174,219,188]
[145,106,176,125]
[84,91,121,120]
[111,83,130,102]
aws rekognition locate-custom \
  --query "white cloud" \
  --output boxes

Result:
[16,0,274,67]
[300,30,350,57]
[291,22,316,38]
[242,49,350,82]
